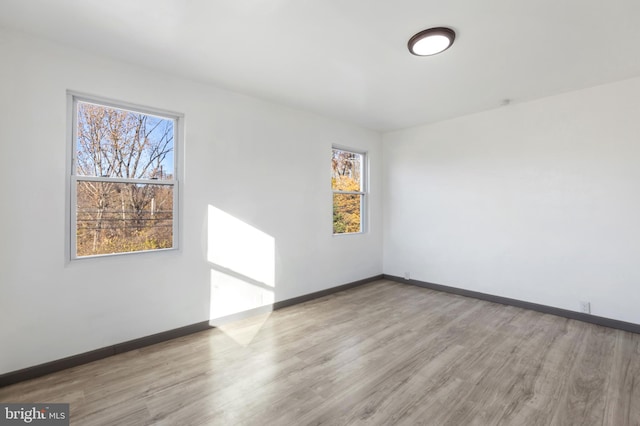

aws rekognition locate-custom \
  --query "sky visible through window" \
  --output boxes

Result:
[76,101,174,180]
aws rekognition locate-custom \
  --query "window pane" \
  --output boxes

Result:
[76,181,173,256]
[331,148,362,191]
[76,101,174,180]
[333,193,362,234]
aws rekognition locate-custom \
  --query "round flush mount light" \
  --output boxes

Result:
[408,27,456,56]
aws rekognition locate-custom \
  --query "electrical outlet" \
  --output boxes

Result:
[404,272,410,280]
[579,301,591,314]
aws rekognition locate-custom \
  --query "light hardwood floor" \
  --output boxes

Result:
[1,280,639,425]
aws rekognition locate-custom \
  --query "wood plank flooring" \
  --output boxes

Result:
[1,279,639,425]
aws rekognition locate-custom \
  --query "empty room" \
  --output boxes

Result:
[1,0,639,425]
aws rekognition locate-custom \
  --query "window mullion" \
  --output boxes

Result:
[75,176,176,186]
[333,190,364,195]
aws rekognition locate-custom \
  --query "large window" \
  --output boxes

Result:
[332,147,366,234]
[70,95,180,258]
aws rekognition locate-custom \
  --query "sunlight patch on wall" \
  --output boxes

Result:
[209,269,274,319]
[207,205,275,345]
[207,205,275,287]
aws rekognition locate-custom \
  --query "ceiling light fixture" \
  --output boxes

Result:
[408,27,456,56]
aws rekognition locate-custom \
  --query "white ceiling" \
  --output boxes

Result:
[2,0,640,131]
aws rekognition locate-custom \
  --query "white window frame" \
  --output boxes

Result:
[67,92,183,260]
[332,145,367,235]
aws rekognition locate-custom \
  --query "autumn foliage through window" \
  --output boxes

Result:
[332,148,365,234]
[72,99,178,257]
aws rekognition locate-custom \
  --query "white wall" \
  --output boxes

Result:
[383,76,640,325]
[0,29,382,374]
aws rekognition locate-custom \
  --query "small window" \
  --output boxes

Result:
[332,147,366,234]
[70,96,180,258]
